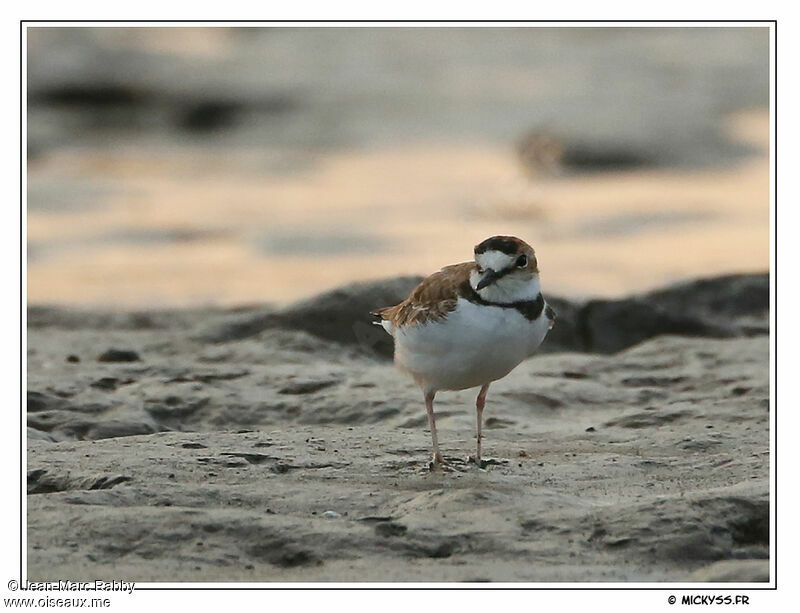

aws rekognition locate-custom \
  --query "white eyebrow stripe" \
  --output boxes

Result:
[475,250,515,271]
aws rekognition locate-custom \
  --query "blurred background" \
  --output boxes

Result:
[26,26,770,308]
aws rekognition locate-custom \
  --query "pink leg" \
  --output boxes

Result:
[475,383,490,463]
[425,390,443,465]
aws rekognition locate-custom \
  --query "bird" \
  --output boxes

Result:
[372,235,556,469]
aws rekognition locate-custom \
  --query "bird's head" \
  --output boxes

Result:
[470,235,540,302]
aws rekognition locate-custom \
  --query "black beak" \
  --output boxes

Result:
[476,268,501,290]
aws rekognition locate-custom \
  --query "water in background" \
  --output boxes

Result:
[26,26,770,307]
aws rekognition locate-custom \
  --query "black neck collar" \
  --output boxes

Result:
[459,281,545,321]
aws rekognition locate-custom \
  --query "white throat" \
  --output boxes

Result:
[470,270,541,304]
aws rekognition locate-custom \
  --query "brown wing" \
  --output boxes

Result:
[371,262,476,328]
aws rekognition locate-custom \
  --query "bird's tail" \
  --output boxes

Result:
[370,306,389,326]
[370,307,394,334]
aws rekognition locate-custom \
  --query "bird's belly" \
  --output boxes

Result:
[394,299,550,392]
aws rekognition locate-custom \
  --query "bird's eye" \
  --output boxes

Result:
[516,255,528,268]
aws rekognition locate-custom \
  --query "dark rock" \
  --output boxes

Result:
[277,276,424,358]
[97,348,140,362]
[579,298,736,354]
[279,272,765,356]
[645,274,769,322]
[34,273,768,361]
[66,354,80,363]
[199,276,422,358]
[197,310,279,343]
[562,273,766,354]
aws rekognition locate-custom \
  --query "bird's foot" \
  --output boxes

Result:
[467,454,487,469]
[428,459,457,473]
[428,452,445,472]
[427,454,470,473]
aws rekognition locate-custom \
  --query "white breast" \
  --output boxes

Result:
[393,298,551,393]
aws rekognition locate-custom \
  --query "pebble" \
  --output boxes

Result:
[322,510,341,519]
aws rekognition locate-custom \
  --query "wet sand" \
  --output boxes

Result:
[26,27,770,308]
[26,111,769,307]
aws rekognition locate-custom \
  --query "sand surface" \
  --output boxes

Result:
[26,275,770,583]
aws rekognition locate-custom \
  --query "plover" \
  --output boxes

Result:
[372,235,555,469]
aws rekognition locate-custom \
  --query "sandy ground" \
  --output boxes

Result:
[26,275,770,583]
[25,28,772,584]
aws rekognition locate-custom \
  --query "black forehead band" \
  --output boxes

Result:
[474,237,520,256]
